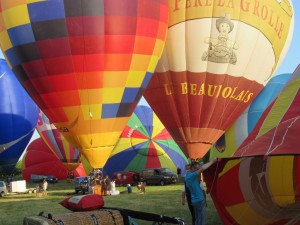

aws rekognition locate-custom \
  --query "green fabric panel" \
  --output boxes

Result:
[258,77,300,137]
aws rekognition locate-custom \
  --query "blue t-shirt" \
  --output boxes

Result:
[185,171,204,204]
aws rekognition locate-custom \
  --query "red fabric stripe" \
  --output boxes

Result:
[216,161,245,206]
[146,141,161,168]
[153,128,171,140]
[120,126,147,139]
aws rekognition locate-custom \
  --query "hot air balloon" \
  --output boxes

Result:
[203,65,300,224]
[143,0,294,159]
[0,59,38,175]
[22,138,86,181]
[234,64,300,157]
[204,156,300,225]
[104,105,188,177]
[0,0,169,168]
[36,110,81,171]
[210,73,292,158]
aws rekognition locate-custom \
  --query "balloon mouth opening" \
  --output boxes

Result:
[63,163,81,171]
[176,142,213,159]
[81,146,115,169]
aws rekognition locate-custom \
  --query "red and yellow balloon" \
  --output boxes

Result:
[143,0,294,159]
[0,0,169,168]
[36,110,81,171]
[204,156,300,225]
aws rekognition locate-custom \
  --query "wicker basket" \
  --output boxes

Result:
[23,209,124,225]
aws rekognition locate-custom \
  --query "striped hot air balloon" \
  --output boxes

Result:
[143,0,294,160]
[36,110,81,171]
[204,65,300,225]
[0,0,169,168]
[104,105,188,177]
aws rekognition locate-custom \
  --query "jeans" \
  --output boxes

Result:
[193,200,206,225]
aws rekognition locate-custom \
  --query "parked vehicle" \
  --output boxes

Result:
[113,171,140,186]
[31,174,58,183]
[140,168,178,186]
[0,181,8,197]
[45,176,58,184]
[75,176,93,194]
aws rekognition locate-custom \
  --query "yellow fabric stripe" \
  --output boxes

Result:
[226,202,276,224]
[109,138,131,157]
[258,77,300,137]
[0,31,12,52]
[152,114,164,138]
[219,158,241,177]
[61,138,70,163]
[2,5,30,28]
[268,156,295,206]
[102,88,124,103]
[126,71,146,87]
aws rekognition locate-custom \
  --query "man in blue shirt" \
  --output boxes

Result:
[185,159,217,225]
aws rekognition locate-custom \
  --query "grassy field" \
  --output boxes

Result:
[0,180,222,225]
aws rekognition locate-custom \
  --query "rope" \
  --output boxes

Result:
[266,117,299,155]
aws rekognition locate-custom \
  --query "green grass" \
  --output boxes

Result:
[0,180,222,225]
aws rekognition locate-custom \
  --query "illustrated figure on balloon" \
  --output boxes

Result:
[202,13,238,65]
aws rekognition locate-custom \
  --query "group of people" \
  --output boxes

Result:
[182,159,218,225]
[93,175,113,196]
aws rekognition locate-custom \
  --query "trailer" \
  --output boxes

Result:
[9,180,36,194]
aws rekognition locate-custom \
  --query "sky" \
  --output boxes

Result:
[3,1,299,147]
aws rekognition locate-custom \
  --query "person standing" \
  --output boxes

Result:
[182,180,195,224]
[182,178,207,225]
[185,159,217,225]
[105,176,111,195]
[41,178,48,196]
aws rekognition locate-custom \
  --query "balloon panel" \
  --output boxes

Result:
[204,156,300,225]
[144,0,294,159]
[234,65,300,156]
[104,105,188,177]
[210,73,292,158]
[0,59,38,174]
[0,0,169,168]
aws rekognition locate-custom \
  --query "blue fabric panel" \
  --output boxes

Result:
[102,104,119,118]
[135,106,153,136]
[141,72,152,88]
[8,24,35,46]
[28,0,66,22]
[5,48,20,67]
[121,88,140,103]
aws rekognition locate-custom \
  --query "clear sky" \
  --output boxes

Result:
[2,1,299,143]
[275,0,299,75]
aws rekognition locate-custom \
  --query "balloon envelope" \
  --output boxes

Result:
[143,1,294,159]
[0,59,38,174]
[36,110,81,171]
[210,73,292,158]
[0,0,169,168]
[204,156,300,225]
[104,105,188,177]
[22,138,86,181]
[234,65,300,157]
